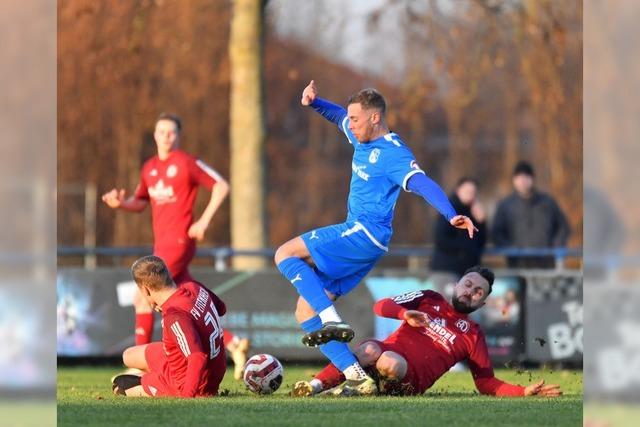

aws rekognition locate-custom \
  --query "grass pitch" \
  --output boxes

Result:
[58,365,582,427]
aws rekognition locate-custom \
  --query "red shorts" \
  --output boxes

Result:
[141,342,178,397]
[363,339,422,396]
[154,238,196,284]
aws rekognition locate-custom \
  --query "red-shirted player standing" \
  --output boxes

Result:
[112,255,227,397]
[293,266,562,397]
[102,113,249,379]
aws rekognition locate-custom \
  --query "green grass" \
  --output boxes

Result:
[58,365,582,427]
[584,403,640,427]
[0,402,56,427]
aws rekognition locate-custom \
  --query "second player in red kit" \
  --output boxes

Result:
[102,113,249,378]
[294,266,562,397]
[112,256,227,398]
[133,140,222,283]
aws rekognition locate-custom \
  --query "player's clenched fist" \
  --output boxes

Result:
[403,310,431,328]
[188,219,208,242]
[301,80,317,106]
[102,188,126,209]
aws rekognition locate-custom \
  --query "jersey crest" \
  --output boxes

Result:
[369,148,381,164]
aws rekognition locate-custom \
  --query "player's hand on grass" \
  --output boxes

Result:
[188,219,208,241]
[450,215,478,239]
[524,379,562,397]
[101,188,126,209]
[301,80,317,106]
[403,310,431,328]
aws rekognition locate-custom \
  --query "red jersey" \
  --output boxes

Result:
[134,149,220,245]
[141,281,227,397]
[374,290,524,396]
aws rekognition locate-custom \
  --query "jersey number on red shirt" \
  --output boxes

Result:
[204,301,222,359]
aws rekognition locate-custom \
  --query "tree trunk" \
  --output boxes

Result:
[229,0,266,269]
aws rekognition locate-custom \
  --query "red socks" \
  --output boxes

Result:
[314,363,346,389]
[134,312,154,345]
[223,329,237,347]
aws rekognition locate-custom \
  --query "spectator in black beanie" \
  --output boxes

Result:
[492,161,570,268]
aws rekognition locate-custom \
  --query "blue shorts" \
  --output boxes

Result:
[301,221,387,297]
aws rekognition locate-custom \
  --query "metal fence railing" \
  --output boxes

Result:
[58,246,582,272]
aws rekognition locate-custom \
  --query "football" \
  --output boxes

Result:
[242,354,284,394]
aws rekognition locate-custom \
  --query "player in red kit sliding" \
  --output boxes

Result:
[112,256,227,397]
[294,266,562,397]
[102,113,249,379]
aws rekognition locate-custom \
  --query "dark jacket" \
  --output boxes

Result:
[430,194,487,277]
[492,190,570,268]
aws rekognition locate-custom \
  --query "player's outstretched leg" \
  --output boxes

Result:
[275,237,354,346]
[300,314,377,397]
[292,363,344,397]
[321,340,382,397]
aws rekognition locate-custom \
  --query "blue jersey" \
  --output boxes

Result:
[311,97,456,247]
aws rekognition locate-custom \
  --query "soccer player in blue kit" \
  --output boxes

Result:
[275,80,477,395]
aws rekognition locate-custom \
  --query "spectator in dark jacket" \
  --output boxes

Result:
[430,177,487,277]
[492,161,570,268]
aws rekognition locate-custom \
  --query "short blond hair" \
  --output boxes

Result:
[131,255,173,290]
[347,88,386,114]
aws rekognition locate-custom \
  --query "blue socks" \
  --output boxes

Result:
[301,316,357,372]
[279,258,358,373]
[277,258,333,313]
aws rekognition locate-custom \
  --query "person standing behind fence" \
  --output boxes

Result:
[101,113,249,380]
[492,161,570,268]
[430,178,487,278]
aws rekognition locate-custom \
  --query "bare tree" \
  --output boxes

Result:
[229,0,267,269]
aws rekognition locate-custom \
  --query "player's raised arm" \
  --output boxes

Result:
[101,188,148,213]
[301,80,347,126]
[373,291,432,327]
[300,79,318,106]
[406,173,478,239]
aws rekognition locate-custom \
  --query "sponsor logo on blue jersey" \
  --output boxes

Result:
[351,162,370,181]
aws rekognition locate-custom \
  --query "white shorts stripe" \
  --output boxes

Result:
[340,221,388,252]
[355,222,388,252]
[170,322,191,357]
[196,159,224,182]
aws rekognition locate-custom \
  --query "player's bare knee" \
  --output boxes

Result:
[274,245,291,265]
[355,341,382,367]
[122,346,135,367]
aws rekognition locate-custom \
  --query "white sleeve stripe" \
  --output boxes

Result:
[384,133,401,147]
[195,159,224,182]
[402,169,425,192]
[171,323,191,357]
[392,290,424,304]
[170,322,191,357]
[341,117,353,145]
